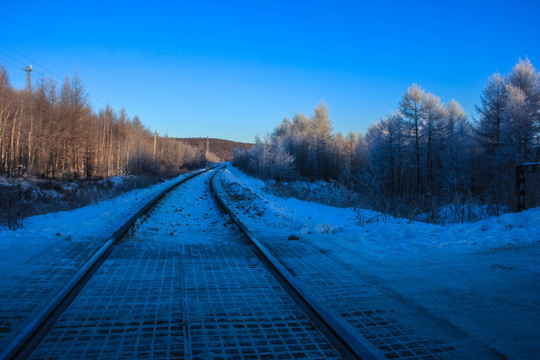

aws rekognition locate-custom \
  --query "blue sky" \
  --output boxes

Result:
[1,0,539,143]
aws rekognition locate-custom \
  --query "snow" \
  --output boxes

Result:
[215,165,540,359]
[1,164,539,359]
[22,169,345,359]
[219,165,539,251]
[0,172,197,278]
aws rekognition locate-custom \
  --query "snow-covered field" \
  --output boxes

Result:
[216,165,540,359]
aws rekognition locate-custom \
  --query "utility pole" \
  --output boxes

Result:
[25,65,33,92]
[516,162,539,211]
[206,136,210,159]
[153,131,157,173]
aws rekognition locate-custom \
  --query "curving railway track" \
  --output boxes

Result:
[1,167,379,360]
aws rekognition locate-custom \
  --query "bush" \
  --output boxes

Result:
[0,176,162,229]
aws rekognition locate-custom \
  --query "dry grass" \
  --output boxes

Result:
[0,176,164,230]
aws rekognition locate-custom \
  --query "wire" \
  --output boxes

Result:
[0,49,28,68]
[0,56,26,72]
[0,41,108,109]
[0,57,102,109]
[0,41,63,82]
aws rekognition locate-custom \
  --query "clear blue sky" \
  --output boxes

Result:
[1,0,539,143]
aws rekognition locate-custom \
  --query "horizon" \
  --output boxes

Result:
[1,0,539,143]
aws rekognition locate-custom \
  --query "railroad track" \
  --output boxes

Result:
[210,168,503,360]
[0,167,213,360]
[1,166,380,359]
[210,169,379,360]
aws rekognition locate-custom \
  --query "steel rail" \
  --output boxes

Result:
[209,167,384,360]
[1,166,216,360]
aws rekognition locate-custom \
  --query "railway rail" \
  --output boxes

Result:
[210,168,380,360]
[1,166,380,359]
[210,167,504,360]
[0,167,213,360]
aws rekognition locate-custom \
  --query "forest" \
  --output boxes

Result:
[0,65,215,227]
[177,138,252,162]
[2,58,539,222]
[0,67,207,180]
[233,58,540,218]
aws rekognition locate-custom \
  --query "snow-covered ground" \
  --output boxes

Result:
[215,165,540,359]
[0,172,196,278]
[28,169,343,359]
[0,174,161,229]
[2,164,539,359]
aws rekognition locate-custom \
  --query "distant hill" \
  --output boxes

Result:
[175,138,253,162]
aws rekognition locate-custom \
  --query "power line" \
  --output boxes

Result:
[0,56,106,109]
[0,57,103,109]
[0,49,28,68]
[0,41,108,109]
[0,41,63,82]
[0,56,26,72]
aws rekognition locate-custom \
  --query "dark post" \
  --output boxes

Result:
[25,65,33,92]
[516,165,526,212]
[516,163,539,212]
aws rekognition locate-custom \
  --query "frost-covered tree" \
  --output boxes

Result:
[288,112,309,175]
[504,84,535,161]
[504,58,540,162]
[368,114,407,196]
[233,102,342,181]
[270,138,299,181]
[475,73,506,156]
[474,58,540,206]
[343,130,357,185]
[270,117,292,144]
[249,135,272,179]
[353,131,369,176]
[307,101,333,179]
[399,84,425,195]
[474,72,508,203]
[231,58,540,213]
[443,100,471,196]
[421,93,446,194]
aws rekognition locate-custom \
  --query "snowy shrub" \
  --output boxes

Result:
[265,180,362,208]
[0,176,162,229]
[354,210,395,226]
[0,184,28,229]
[416,203,509,225]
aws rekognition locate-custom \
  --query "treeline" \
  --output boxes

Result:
[178,138,252,161]
[234,58,540,212]
[0,66,206,179]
